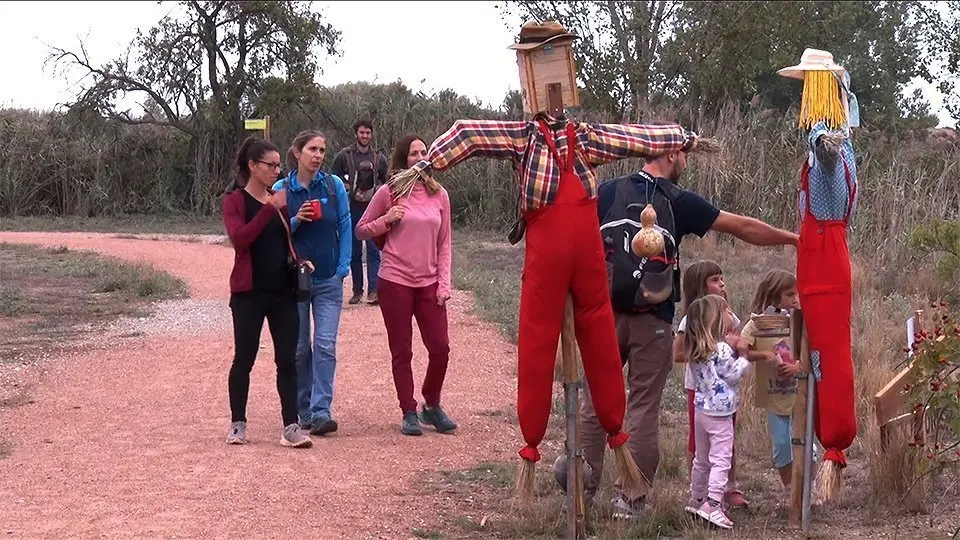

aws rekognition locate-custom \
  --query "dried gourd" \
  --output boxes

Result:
[631,204,665,258]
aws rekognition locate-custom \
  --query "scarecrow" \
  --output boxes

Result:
[777,48,860,501]
[386,21,721,500]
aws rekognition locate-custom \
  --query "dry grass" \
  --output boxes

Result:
[0,242,188,363]
[440,228,960,538]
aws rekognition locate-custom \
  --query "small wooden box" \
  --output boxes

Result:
[515,38,580,116]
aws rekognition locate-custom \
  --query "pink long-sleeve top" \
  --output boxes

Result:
[355,183,452,298]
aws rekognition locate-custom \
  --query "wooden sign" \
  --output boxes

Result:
[244,116,272,141]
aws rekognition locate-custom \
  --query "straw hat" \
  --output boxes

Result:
[508,20,579,51]
[777,48,847,80]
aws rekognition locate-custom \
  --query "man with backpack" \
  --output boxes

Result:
[331,119,389,305]
[561,145,798,519]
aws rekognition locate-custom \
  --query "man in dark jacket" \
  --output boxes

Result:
[331,119,389,305]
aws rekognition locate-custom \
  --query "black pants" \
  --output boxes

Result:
[228,291,300,426]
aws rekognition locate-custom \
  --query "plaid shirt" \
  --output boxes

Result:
[412,118,695,212]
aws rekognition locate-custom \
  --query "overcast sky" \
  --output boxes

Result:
[0,1,951,127]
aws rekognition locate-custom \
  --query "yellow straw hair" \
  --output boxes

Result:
[799,70,846,131]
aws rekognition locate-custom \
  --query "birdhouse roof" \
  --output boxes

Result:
[508,20,579,51]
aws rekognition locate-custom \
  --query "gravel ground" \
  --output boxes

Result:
[0,231,522,539]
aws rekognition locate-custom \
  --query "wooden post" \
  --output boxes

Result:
[264,115,272,142]
[789,308,812,529]
[560,294,586,539]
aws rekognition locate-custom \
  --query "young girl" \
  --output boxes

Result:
[673,260,748,509]
[737,270,801,504]
[684,294,756,529]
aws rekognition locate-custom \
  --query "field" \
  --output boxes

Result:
[0,215,957,539]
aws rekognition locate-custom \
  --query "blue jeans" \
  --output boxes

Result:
[767,412,793,469]
[351,211,380,295]
[295,275,344,422]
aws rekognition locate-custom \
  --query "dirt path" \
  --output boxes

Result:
[0,231,521,539]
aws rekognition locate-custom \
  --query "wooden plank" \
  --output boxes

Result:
[789,309,809,529]
[565,47,580,107]
[560,295,585,539]
[523,53,538,115]
[874,361,920,427]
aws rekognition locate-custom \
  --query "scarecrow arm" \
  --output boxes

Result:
[411,120,528,174]
[582,123,696,166]
[808,121,843,166]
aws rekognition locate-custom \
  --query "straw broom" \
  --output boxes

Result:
[814,460,843,503]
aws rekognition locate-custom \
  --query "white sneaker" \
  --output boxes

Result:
[696,499,733,529]
[280,423,313,448]
[226,421,247,445]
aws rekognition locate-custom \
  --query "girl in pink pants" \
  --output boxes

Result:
[682,294,757,530]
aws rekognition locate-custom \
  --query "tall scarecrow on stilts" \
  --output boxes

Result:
[387,21,722,512]
[777,48,860,502]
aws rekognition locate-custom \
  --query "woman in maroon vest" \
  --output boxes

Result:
[221,136,314,449]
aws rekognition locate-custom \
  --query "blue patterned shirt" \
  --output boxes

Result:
[799,121,858,224]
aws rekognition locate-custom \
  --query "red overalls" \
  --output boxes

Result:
[516,120,629,463]
[796,159,858,467]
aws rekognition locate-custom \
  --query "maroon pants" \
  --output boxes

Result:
[378,278,450,414]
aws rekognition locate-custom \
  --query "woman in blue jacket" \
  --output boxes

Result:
[273,129,352,436]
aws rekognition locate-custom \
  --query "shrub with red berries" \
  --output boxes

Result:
[906,302,960,471]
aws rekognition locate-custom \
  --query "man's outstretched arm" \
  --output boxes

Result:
[712,211,799,247]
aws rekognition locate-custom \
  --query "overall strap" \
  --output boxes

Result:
[535,119,577,173]
[563,122,577,172]
[535,119,563,166]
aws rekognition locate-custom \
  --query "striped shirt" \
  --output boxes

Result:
[410,118,696,212]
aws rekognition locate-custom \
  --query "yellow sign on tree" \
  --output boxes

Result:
[244,119,267,130]
[244,116,271,141]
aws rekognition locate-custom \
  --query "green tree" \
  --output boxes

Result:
[47,0,340,212]
[500,1,938,127]
[659,1,934,126]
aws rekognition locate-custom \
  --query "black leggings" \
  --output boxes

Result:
[228,291,300,426]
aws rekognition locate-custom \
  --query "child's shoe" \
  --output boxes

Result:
[696,498,734,529]
[684,497,703,515]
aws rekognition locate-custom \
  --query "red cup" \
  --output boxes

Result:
[309,199,321,219]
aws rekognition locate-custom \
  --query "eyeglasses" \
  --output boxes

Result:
[256,160,282,170]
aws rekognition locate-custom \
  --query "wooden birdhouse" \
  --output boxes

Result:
[509,21,580,118]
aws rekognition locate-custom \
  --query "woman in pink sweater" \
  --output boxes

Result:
[355,134,455,437]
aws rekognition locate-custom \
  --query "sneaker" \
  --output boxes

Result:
[298,417,314,431]
[348,293,363,305]
[226,421,247,444]
[723,489,749,509]
[684,497,703,515]
[420,404,457,433]
[309,418,338,436]
[611,492,645,520]
[401,411,422,436]
[367,291,378,305]
[696,499,733,529]
[280,424,313,448]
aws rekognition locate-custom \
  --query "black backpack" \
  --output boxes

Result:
[599,171,682,314]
